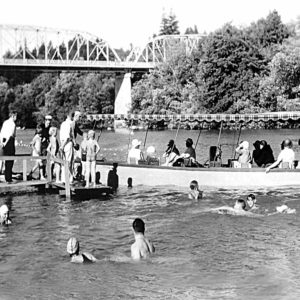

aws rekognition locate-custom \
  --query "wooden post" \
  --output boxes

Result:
[64,160,71,199]
[23,159,27,181]
[46,153,52,182]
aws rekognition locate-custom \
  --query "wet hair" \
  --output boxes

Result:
[132,218,145,234]
[237,199,246,210]
[247,193,256,200]
[186,138,193,147]
[190,180,198,190]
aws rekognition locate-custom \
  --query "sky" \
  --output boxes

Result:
[0,0,299,49]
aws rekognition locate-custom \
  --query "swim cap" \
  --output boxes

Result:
[0,204,9,217]
[67,237,79,255]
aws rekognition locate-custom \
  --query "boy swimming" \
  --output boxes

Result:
[188,180,203,200]
[131,218,155,260]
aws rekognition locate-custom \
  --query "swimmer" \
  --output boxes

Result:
[246,193,258,211]
[275,204,296,214]
[0,204,12,225]
[188,180,203,200]
[67,237,97,263]
[131,218,155,260]
[233,199,247,212]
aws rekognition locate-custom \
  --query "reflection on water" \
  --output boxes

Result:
[0,186,300,299]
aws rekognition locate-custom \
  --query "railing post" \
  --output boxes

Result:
[64,160,71,199]
[23,159,27,181]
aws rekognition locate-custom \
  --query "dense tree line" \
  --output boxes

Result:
[0,10,299,129]
[0,72,115,128]
[132,11,300,115]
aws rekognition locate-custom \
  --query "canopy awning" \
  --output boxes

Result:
[86,112,300,123]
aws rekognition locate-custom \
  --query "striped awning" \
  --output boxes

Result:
[86,112,300,123]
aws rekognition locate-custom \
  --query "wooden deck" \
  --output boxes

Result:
[51,182,113,199]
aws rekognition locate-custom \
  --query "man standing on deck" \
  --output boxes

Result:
[0,110,17,183]
[60,112,74,184]
[41,115,52,177]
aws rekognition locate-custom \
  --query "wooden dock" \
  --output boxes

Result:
[51,182,113,199]
[0,155,112,199]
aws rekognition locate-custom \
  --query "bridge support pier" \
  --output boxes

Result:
[114,72,132,129]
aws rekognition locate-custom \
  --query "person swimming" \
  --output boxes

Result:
[131,218,155,260]
[188,180,203,200]
[246,194,258,211]
[275,204,296,214]
[67,237,97,263]
[0,204,12,225]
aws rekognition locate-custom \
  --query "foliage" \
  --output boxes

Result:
[159,12,180,35]
[185,25,199,35]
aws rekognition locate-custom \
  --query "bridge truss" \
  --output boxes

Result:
[0,25,205,71]
[0,25,149,71]
[126,34,206,63]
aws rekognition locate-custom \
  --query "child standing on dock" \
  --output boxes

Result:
[28,125,45,180]
[47,127,61,183]
[85,130,100,188]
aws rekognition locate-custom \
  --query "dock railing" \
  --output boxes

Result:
[0,154,71,199]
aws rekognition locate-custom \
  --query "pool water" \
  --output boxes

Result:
[1,185,300,299]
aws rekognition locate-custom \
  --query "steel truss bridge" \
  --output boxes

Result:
[0,25,205,72]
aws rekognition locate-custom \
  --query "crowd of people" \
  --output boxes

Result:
[234,138,296,172]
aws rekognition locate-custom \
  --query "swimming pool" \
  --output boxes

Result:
[0,185,300,299]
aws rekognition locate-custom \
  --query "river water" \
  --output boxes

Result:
[1,128,300,299]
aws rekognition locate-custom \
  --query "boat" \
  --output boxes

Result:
[89,112,300,188]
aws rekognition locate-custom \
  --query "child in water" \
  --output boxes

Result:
[0,204,12,225]
[188,180,203,200]
[67,237,97,263]
[246,193,258,211]
[85,130,100,188]
[233,199,247,212]
[131,218,155,260]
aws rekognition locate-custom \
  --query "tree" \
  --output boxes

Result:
[185,25,199,35]
[159,12,180,35]
[199,24,267,113]
[247,10,291,48]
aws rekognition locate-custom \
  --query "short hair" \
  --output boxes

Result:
[283,139,292,148]
[186,138,193,147]
[132,218,145,234]
[113,162,118,169]
[88,130,95,137]
[36,124,43,134]
[9,110,17,117]
[237,199,246,209]
[190,180,198,190]
[247,193,256,200]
